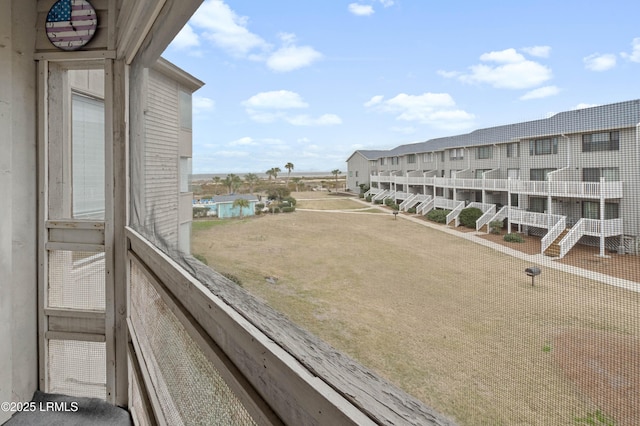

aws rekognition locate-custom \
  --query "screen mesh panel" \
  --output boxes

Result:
[48,250,105,310]
[130,262,257,425]
[48,339,106,399]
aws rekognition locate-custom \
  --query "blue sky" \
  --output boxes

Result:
[162,0,640,174]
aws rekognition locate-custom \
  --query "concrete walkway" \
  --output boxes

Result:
[305,197,640,294]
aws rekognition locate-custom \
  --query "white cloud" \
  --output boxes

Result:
[285,114,342,126]
[214,150,251,158]
[266,33,323,72]
[583,53,616,71]
[193,96,215,113]
[454,48,553,89]
[191,0,270,57]
[379,0,394,6]
[364,95,384,107]
[620,37,640,62]
[228,137,257,146]
[521,46,551,58]
[349,3,375,16]
[437,70,462,78]
[170,24,200,50]
[242,90,309,109]
[242,90,341,126]
[520,85,560,100]
[366,92,475,130]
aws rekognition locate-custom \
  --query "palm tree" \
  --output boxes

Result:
[232,198,250,219]
[331,169,342,190]
[244,173,259,193]
[291,177,302,192]
[266,168,276,181]
[212,176,222,194]
[223,173,242,194]
[272,167,281,180]
[284,162,294,185]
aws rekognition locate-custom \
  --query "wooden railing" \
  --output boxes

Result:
[474,205,497,231]
[541,217,566,254]
[126,228,454,425]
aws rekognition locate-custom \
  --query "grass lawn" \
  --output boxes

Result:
[191,200,639,425]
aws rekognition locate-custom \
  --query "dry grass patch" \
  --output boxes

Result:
[296,198,367,210]
[192,211,639,425]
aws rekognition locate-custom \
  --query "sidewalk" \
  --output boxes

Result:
[349,197,640,294]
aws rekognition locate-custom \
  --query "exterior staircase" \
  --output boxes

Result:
[544,229,569,257]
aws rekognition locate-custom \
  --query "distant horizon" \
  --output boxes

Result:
[192,171,343,180]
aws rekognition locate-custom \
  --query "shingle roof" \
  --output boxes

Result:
[350,99,640,160]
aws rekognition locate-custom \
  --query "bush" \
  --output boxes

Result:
[426,209,450,223]
[384,198,395,207]
[366,195,372,202]
[255,203,265,209]
[489,220,503,234]
[267,186,291,201]
[374,199,383,204]
[359,184,370,195]
[193,206,208,218]
[407,207,417,214]
[281,206,295,213]
[282,196,297,206]
[504,233,525,243]
[458,207,483,228]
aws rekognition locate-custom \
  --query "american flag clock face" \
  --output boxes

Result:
[46,0,98,51]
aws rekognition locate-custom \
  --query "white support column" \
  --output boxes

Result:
[507,177,512,234]
[599,177,605,257]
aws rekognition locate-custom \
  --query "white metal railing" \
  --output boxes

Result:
[509,209,563,229]
[446,201,466,226]
[399,194,417,211]
[417,198,435,215]
[559,219,586,258]
[372,189,388,201]
[375,175,623,199]
[401,194,429,212]
[541,217,566,254]
[435,198,465,211]
[395,191,409,201]
[482,206,509,233]
[475,205,497,231]
[582,218,624,237]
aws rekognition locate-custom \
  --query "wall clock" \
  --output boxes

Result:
[46,0,98,51]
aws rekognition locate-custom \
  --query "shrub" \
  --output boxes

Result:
[407,207,417,214]
[489,220,503,234]
[193,206,208,218]
[426,209,450,223]
[359,184,370,195]
[267,185,291,201]
[384,198,395,206]
[255,203,265,209]
[282,196,297,206]
[366,195,372,202]
[504,233,524,243]
[359,193,364,198]
[458,207,483,228]
[374,199,383,204]
[281,206,295,213]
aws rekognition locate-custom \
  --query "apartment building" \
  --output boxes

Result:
[347,100,640,258]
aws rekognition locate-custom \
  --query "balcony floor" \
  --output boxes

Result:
[2,391,132,426]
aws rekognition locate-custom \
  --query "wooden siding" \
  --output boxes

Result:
[144,68,179,245]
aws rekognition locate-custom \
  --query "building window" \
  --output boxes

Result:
[391,156,399,165]
[450,148,464,161]
[180,157,192,193]
[349,171,352,177]
[380,158,386,166]
[475,169,491,178]
[439,152,445,162]
[507,168,520,179]
[530,168,556,181]
[506,143,520,158]
[476,146,492,159]
[529,137,558,155]
[582,201,619,219]
[582,131,619,152]
[423,153,433,162]
[510,193,519,207]
[529,197,547,213]
[72,93,105,219]
[355,171,359,177]
[407,154,416,164]
[582,167,619,182]
[179,91,192,130]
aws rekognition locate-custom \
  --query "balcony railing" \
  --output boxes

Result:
[370,175,623,199]
[125,228,454,425]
